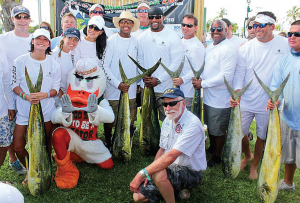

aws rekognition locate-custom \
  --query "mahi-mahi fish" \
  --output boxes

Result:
[160,57,185,88]
[25,66,52,196]
[186,56,204,120]
[222,77,252,178]
[112,60,146,162]
[128,56,161,155]
[254,71,289,203]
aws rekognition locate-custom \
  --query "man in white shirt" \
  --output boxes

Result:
[130,87,206,202]
[231,11,290,179]
[222,18,247,50]
[192,19,237,167]
[0,5,32,174]
[51,12,77,50]
[173,14,205,111]
[131,1,150,38]
[102,11,140,149]
[79,4,113,39]
[138,6,184,121]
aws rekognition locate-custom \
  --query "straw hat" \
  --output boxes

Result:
[113,11,140,32]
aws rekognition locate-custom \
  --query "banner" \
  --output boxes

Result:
[55,0,194,37]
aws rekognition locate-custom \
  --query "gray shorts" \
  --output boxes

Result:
[203,104,230,136]
[0,116,12,147]
[185,97,193,112]
[139,164,202,202]
[280,119,300,168]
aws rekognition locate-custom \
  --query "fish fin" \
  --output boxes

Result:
[25,67,35,93]
[160,62,176,78]
[119,60,128,83]
[25,155,29,171]
[127,73,146,85]
[35,65,43,92]
[236,79,253,100]
[145,59,161,76]
[128,55,147,73]
[224,76,237,99]
[173,57,185,78]
[187,56,204,79]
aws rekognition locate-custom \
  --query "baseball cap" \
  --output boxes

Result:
[11,5,30,17]
[88,16,105,30]
[148,6,163,16]
[0,182,24,203]
[32,29,50,41]
[63,27,80,40]
[160,87,185,99]
[137,2,150,10]
[89,4,104,13]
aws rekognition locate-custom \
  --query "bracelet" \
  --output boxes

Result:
[22,93,27,100]
[143,168,151,180]
[19,91,25,98]
[47,91,51,98]
[139,170,147,179]
[202,41,206,43]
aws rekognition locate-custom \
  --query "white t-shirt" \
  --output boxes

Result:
[11,53,61,122]
[131,27,149,38]
[233,35,290,113]
[228,35,247,51]
[0,31,32,70]
[103,34,138,100]
[138,27,184,93]
[202,39,238,108]
[0,46,14,118]
[51,48,75,93]
[181,36,205,98]
[160,109,206,171]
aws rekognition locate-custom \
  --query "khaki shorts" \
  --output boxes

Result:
[280,119,300,168]
[106,99,137,128]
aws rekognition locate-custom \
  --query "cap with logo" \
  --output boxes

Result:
[11,5,30,17]
[160,87,185,99]
[63,27,81,40]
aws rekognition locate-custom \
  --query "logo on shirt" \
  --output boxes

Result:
[46,71,52,77]
[175,124,181,133]
[159,41,166,46]
[274,49,283,54]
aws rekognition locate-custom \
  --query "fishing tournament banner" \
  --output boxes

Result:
[55,0,195,37]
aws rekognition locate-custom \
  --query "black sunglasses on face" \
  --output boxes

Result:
[40,26,50,30]
[162,100,184,107]
[253,23,273,29]
[88,24,100,31]
[181,23,194,28]
[92,10,103,15]
[288,32,300,38]
[248,26,253,30]
[210,26,223,33]
[148,15,162,20]
[15,14,30,20]
[119,20,133,24]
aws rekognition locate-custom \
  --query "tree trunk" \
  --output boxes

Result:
[0,0,23,32]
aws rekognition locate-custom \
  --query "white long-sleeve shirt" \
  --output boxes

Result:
[103,33,138,100]
[202,39,238,108]
[180,36,205,98]
[233,35,290,113]
[138,27,184,93]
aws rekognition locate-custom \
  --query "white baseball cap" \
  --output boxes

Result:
[32,29,51,41]
[88,16,105,30]
[89,4,104,13]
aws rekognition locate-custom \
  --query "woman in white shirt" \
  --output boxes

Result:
[73,16,107,67]
[11,29,61,181]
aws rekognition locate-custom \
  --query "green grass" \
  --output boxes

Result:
[0,110,299,202]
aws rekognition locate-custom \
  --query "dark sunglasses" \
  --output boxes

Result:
[92,10,103,15]
[162,100,184,107]
[119,20,133,24]
[181,23,194,28]
[253,23,273,29]
[148,15,162,20]
[88,24,100,31]
[210,26,223,33]
[40,26,50,30]
[138,9,149,13]
[247,26,253,30]
[15,14,30,20]
[287,32,300,38]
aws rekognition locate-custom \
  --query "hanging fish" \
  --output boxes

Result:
[160,57,185,88]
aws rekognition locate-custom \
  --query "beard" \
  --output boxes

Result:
[165,102,183,121]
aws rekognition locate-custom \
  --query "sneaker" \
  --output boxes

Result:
[279,179,295,191]
[9,160,27,175]
[179,189,190,200]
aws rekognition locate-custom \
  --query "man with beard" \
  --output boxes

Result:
[193,19,237,167]
[138,6,183,121]
[130,87,206,203]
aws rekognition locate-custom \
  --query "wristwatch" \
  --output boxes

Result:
[156,78,161,85]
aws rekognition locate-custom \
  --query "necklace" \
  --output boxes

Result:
[150,31,161,42]
[120,35,130,55]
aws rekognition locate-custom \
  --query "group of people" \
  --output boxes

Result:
[0,1,299,202]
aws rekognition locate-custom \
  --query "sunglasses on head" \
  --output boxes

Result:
[88,24,100,31]
[253,23,273,29]
[287,32,300,38]
[15,14,30,20]
[210,26,223,33]
[247,26,253,30]
[181,23,194,28]
[119,20,133,24]
[40,26,50,30]
[162,99,184,107]
[92,10,103,15]
[138,9,149,13]
[148,15,162,20]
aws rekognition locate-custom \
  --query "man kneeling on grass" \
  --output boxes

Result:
[130,87,206,202]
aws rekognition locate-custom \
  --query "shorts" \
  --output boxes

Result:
[0,116,12,147]
[55,127,112,164]
[16,113,52,125]
[203,104,230,136]
[241,109,269,140]
[139,164,202,202]
[105,99,137,128]
[280,119,300,167]
[155,92,166,122]
[185,97,193,112]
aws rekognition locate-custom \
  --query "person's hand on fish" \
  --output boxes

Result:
[173,77,183,86]
[266,99,280,111]
[118,82,130,93]
[192,77,201,89]
[143,76,158,88]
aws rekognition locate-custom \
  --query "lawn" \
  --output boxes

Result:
[0,110,299,202]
